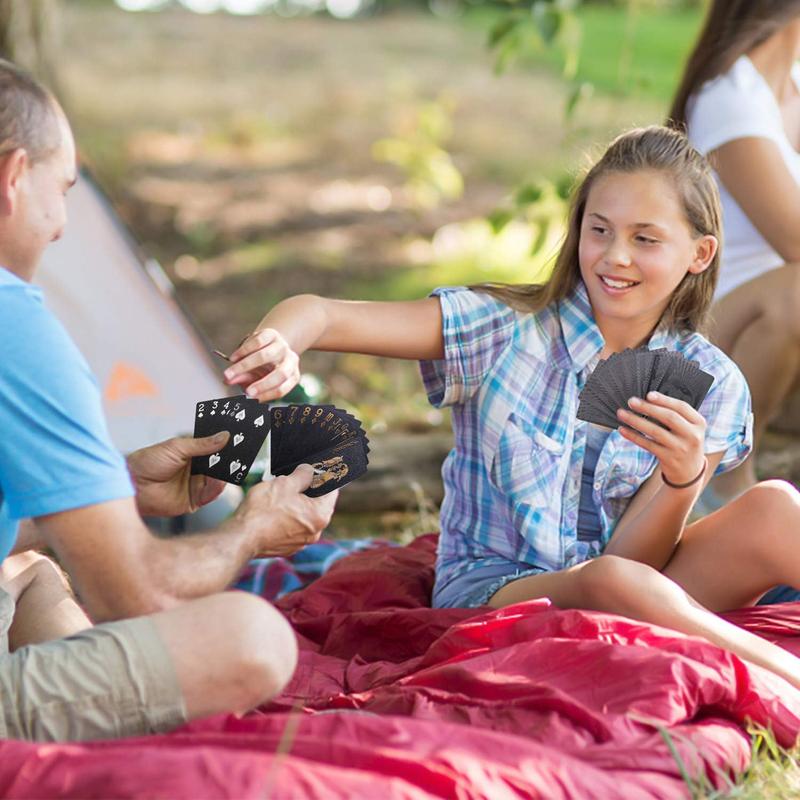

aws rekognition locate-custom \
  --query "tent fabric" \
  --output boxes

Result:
[36,171,227,454]
[2,534,800,799]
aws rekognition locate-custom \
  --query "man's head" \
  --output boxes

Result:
[0,60,77,281]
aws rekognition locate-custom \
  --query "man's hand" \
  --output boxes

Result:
[128,432,230,518]
[228,464,338,557]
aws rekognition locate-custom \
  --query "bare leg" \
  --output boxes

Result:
[707,265,800,500]
[662,480,800,611]
[150,591,298,719]
[489,485,800,689]
[0,552,91,649]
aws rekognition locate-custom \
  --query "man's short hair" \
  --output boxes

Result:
[0,59,60,163]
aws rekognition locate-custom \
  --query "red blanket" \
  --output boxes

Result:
[3,534,800,799]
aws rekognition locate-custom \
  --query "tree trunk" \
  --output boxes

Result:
[0,0,61,95]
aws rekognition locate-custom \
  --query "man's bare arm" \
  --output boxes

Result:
[35,467,336,622]
[9,519,45,555]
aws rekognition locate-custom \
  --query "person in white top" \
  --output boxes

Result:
[669,0,800,507]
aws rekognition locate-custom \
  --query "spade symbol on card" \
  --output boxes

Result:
[191,394,271,485]
[254,415,265,428]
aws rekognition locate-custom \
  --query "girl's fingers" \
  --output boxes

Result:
[626,396,693,434]
[616,407,675,445]
[224,342,286,382]
[643,391,704,425]
[225,369,260,387]
[617,425,663,456]
[245,366,299,401]
[229,329,278,364]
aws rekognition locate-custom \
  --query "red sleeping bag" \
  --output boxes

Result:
[2,534,800,799]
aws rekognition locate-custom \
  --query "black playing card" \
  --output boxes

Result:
[658,359,714,409]
[577,380,622,429]
[577,348,715,429]
[273,436,369,497]
[270,404,369,496]
[191,394,271,485]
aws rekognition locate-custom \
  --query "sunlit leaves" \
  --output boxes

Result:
[373,99,464,210]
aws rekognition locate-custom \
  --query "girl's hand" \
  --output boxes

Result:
[616,391,706,486]
[223,329,301,402]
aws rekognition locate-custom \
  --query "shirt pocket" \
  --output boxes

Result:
[605,446,658,500]
[485,412,566,511]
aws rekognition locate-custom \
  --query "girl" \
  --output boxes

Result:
[670,1,800,507]
[224,126,800,690]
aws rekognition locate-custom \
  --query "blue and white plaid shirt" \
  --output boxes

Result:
[420,282,753,603]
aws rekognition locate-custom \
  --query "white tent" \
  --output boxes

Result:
[37,170,229,454]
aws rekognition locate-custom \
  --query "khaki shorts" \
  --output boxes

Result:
[0,588,187,741]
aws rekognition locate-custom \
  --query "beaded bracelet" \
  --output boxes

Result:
[661,457,707,489]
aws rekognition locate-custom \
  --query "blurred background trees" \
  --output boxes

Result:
[0,0,60,90]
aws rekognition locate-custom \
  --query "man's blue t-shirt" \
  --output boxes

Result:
[0,268,134,561]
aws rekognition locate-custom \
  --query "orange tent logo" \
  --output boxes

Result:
[105,362,159,403]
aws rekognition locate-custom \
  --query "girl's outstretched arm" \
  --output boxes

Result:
[223,294,444,402]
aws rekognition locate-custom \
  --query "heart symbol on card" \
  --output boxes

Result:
[229,460,242,474]
[233,433,244,446]
[235,410,246,421]
[254,415,264,428]
[209,454,221,467]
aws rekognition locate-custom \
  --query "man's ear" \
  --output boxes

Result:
[687,234,718,275]
[0,148,28,217]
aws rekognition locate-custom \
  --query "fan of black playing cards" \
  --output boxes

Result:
[269,404,370,497]
[577,348,714,429]
[190,397,369,496]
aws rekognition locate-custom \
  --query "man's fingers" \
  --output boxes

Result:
[183,430,230,456]
[189,474,206,510]
[197,476,226,508]
[312,489,339,517]
[285,463,315,492]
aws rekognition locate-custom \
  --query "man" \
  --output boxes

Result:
[0,59,337,741]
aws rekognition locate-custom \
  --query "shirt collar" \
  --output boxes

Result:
[558,280,605,373]
[558,279,677,373]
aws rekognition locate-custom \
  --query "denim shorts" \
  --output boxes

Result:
[433,560,549,608]
[434,565,800,609]
[758,584,800,605]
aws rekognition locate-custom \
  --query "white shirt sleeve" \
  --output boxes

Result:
[687,57,783,156]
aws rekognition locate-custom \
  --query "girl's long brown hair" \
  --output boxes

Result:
[472,126,722,333]
[669,0,800,129]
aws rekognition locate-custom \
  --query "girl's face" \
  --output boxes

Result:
[578,169,717,341]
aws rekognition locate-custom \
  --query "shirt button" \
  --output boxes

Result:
[593,482,601,490]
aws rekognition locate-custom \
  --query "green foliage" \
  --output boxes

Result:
[373,98,464,210]
[489,177,570,257]
[522,1,702,100]
[487,0,582,78]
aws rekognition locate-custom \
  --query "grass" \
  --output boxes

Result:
[537,3,702,102]
[466,2,703,104]
[685,726,800,799]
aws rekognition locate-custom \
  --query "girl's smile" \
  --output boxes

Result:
[578,169,717,348]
